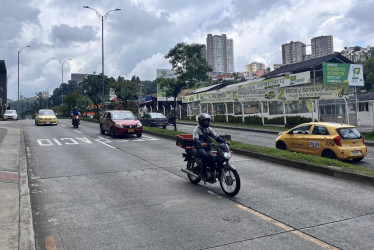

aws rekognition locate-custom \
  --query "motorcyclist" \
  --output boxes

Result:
[71,107,80,124]
[193,113,226,181]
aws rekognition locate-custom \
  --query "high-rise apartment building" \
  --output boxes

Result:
[206,34,235,76]
[282,41,306,65]
[311,35,334,58]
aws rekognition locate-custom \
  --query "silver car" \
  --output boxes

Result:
[3,110,18,120]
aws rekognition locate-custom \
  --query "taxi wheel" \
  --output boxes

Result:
[276,141,287,150]
[322,150,336,159]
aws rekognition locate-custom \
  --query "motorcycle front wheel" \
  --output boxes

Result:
[219,168,240,197]
[186,159,201,184]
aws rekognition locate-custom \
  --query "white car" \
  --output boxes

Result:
[3,110,18,120]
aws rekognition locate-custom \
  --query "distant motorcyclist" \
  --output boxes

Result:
[71,107,80,124]
[193,113,226,180]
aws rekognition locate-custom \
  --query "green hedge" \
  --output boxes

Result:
[184,114,311,127]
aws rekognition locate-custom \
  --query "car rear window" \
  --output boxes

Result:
[151,113,166,118]
[337,128,361,139]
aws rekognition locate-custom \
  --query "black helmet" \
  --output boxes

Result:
[198,113,211,128]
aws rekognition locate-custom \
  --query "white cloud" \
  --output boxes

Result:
[1,0,374,100]
[125,53,170,80]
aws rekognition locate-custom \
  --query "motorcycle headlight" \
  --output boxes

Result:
[223,152,232,160]
[136,122,142,128]
[114,123,123,128]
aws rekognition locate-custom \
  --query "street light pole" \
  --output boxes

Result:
[83,6,121,107]
[52,58,72,105]
[18,46,30,115]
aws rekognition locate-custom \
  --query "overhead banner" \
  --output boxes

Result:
[322,63,364,86]
[182,94,200,103]
[229,71,311,91]
[235,83,349,102]
[200,90,234,103]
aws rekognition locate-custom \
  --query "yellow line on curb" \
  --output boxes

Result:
[45,236,57,250]
[236,204,338,249]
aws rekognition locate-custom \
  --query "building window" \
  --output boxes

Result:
[359,102,369,112]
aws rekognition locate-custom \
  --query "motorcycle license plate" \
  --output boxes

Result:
[128,129,134,132]
[158,123,163,126]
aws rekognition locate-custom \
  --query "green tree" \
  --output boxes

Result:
[110,76,139,110]
[142,80,157,95]
[81,73,109,118]
[64,90,86,112]
[363,57,374,91]
[161,42,212,130]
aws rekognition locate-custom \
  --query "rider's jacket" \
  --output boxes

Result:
[193,125,225,149]
[72,110,79,116]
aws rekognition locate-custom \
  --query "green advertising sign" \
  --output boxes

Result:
[323,62,364,86]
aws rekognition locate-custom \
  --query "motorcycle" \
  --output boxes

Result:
[72,115,80,128]
[177,134,241,197]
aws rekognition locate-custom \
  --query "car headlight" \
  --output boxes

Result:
[114,123,123,128]
[136,122,142,128]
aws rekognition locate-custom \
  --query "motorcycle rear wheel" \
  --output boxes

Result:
[219,168,240,197]
[186,159,201,184]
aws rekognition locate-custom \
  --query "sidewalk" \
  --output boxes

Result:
[0,125,35,250]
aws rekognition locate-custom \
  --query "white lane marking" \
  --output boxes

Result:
[53,139,62,145]
[74,130,82,133]
[95,136,115,149]
[142,135,160,141]
[207,190,222,198]
[37,139,54,146]
[60,138,79,145]
[61,124,66,127]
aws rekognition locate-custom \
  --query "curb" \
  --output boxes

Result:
[18,128,36,250]
[143,130,374,187]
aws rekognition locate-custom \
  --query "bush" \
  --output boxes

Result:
[213,115,227,123]
[264,116,312,126]
[244,115,263,125]
[287,116,312,126]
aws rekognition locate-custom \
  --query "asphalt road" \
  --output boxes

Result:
[22,119,374,249]
[168,123,374,170]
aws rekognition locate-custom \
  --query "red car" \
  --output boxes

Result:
[100,110,142,138]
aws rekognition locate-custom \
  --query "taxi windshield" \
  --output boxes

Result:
[39,110,55,116]
[112,112,135,120]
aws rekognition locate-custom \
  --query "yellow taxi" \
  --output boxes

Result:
[275,122,367,161]
[35,109,58,126]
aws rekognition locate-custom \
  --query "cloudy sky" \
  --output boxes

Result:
[1,0,373,100]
